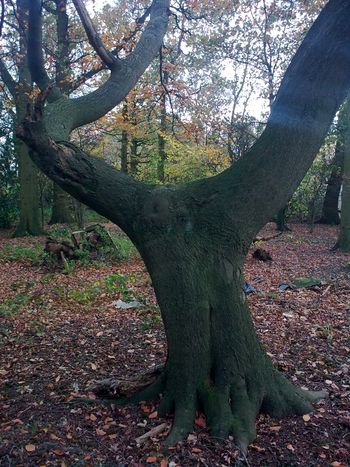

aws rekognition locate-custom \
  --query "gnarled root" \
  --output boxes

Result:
[89,364,327,451]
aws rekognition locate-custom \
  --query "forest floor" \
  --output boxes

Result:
[0,223,349,467]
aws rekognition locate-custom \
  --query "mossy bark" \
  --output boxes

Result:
[13,138,42,236]
[338,98,350,251]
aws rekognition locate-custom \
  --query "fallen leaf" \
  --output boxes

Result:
[25,444,36,452]
[12,418,24,425]
[160,460,167,467]
[52,448,65,456]
[148,411,158,419]
[146,456,157,463]
[250,444,266,453]
[287,444,295,452]
[96,428,106,436]
[192,447,202,453]
[302,414,311,422]
[90,363,97,370]
[269,425,281,432]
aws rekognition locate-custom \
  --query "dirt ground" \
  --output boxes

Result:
[0,223,349,466]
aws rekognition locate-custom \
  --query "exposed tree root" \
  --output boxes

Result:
[89,364,327,451]
[89,364,165,402]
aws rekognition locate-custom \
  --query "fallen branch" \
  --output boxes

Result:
[253,232,283,243]
[135,423,169,446]
[89,365,164,399]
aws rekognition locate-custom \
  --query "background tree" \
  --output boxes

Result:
[18,0,350,449]
[0,0,42,236]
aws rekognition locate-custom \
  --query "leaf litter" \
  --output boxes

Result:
[0,223,349,466]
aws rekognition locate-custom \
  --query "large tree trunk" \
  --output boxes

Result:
[11,0,42,237]
[135,227,320,447]
[319,140,344,224]
[13,138,42,236]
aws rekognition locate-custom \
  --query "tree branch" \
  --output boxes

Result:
[212,0,350,242]
[0,58,17,96]
[72,0,121,70]
[28,0,62,102]
[17,116,146,236]
[0,0,5,37]
[68,0,170,130]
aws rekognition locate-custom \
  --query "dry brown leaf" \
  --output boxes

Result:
[302,414,311,422]
[25,444,36,452]
[148,411,158,419]
[146,456,157,463]
[192,447,202,453]
[52,448,65,456]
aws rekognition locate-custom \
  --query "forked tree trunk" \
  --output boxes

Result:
[19,0,350,450]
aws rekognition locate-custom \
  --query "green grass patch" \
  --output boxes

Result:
[0,244,45,266]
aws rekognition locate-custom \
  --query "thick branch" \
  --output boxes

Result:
[209,0,350,242]
[28,0,61,102]
[16,119,146,236]
[0,58,17,96]
[72,0,121,70]
[68,0,169,130]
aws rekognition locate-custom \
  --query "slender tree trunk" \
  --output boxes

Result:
[49,185,73,224]
[73,199,85,229]
[121,101,128,173]
[130,139,139,176]
[158,70,168,182]
[320,141,343,224]
[275,206,290,232]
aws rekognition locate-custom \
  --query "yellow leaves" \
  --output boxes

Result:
[164,135,230,183]
[302,414,311,422]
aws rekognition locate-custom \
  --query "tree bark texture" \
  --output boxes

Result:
[13,138,42,236]
[19,0,350,448]
[12,0,42,237]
